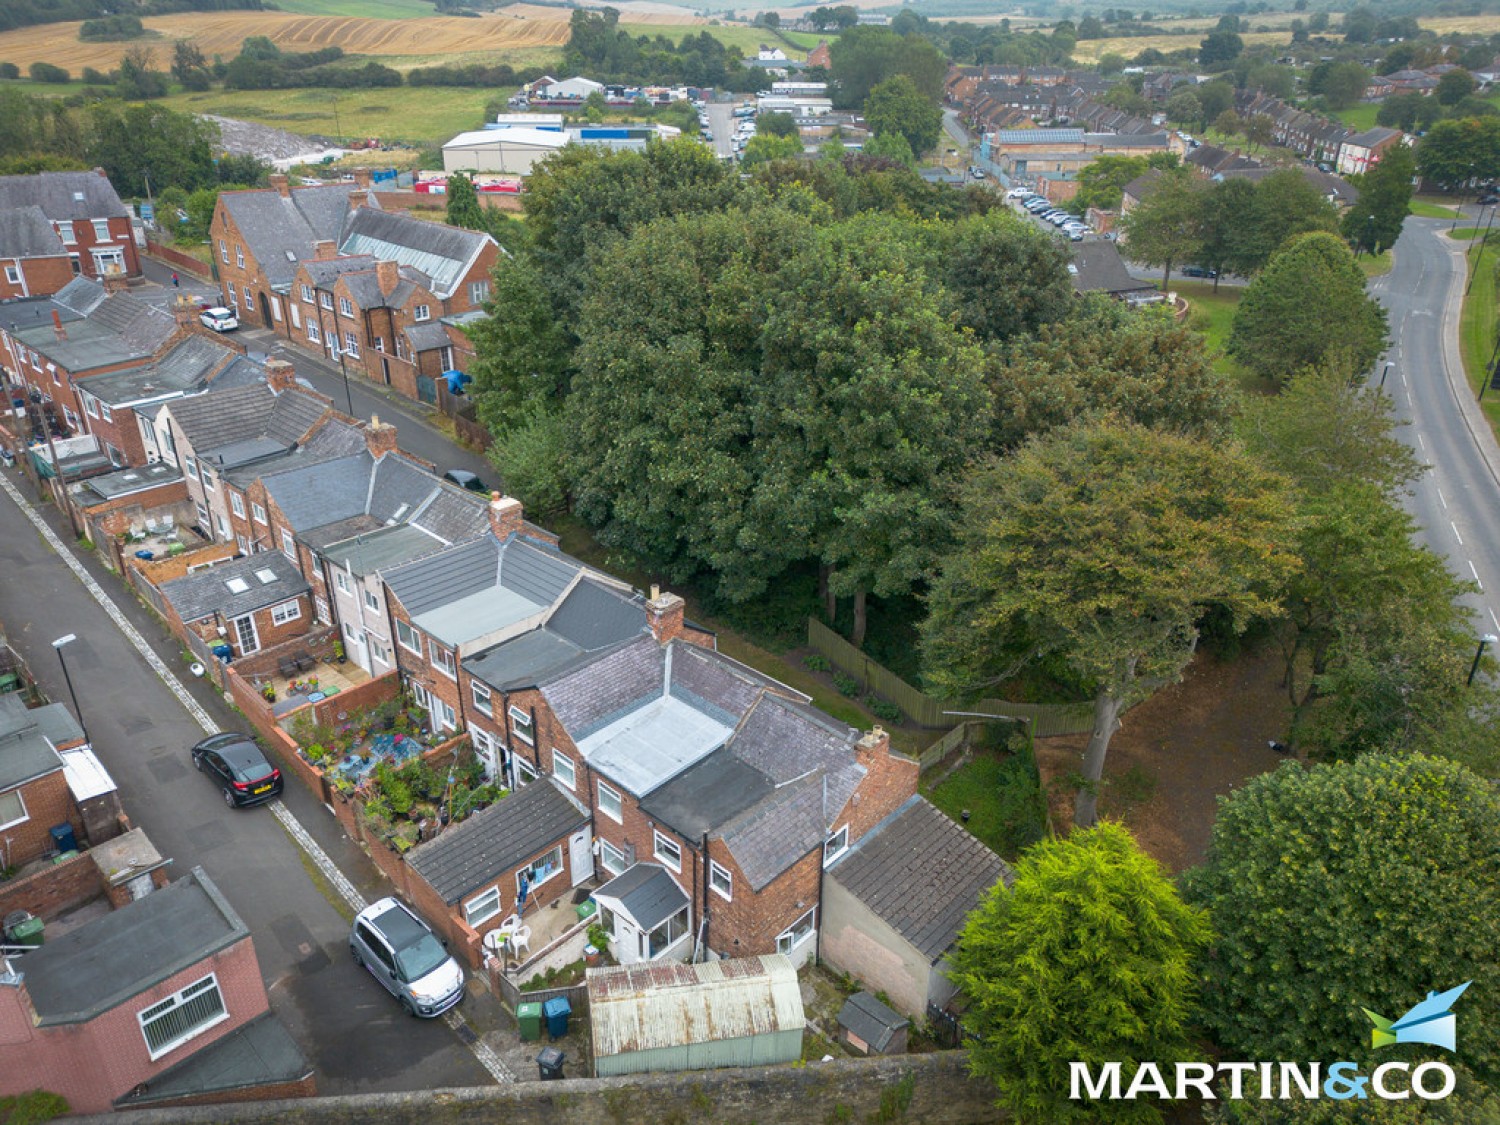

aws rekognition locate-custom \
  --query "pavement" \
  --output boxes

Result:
[706,100,737,160]
[1374,211,1500,636]
[6,257,528,1094]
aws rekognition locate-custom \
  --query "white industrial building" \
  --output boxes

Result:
[442,128,569,175]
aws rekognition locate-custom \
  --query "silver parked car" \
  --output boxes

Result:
[350,897,465,1017]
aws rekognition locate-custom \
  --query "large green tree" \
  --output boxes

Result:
[950,823,1210,1125]
[1120,166,1210,288]
[922,420,1297,826]
[1416,117,1500,190]
[1342,141,1416,255]
[1187,755,1500,1081]
[84,103,217,194]
[467,253,573,432]
[936,209,1073,344]
[1225,168,1341,278]
[1227,232,1387,383]
[863,74,943,157]
[827,24,947,108]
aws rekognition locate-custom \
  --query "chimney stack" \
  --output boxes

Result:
[51,310,67,342]
[349,189,368,210]
[364,414,398,458]
[487,491,524,541]
[264,357,298,393]
[313,240,337,261]
[269,173,291,198]
[855,726,891,768]
[646,588,686,646]
[171,293,195,330]
[375,259,399,296]
[352,167,374,188]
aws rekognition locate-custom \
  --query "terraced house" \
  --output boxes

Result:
[0,170,140,283]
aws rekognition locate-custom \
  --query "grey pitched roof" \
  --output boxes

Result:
[0,695,66,791]
[542,634,664,740]
[12,289,174,373]
[221,417,365,490]
[1069,241,1157,297]
[0,171,129,220]
[369,454,445,523]
[827,796,1013,962]
[22,868,249,1024]
[300,255,375,287]
[409,485,490,545]
[0,205,66,258]
[1345,126,1401,149]
[594,862,689,932]
[160,551,309,623]
[259,451,374,531]
[88,292,176,353]
[383,535,498,615]
[465,579,646,692]
[84,335,237,407]
[406,778,587,904]
[718,772,828,890]
[219,184,359,290]
[324,522,447,577]
[639,749,774,842]
[338,207,493,299]
[405,322,452,353]
[837,992,909,1051]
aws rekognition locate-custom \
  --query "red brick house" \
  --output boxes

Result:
[0,169,140,281]
[0,696,89,869]
[0,868,312,1113]
[157,552,314,660]
[0,206,74,300]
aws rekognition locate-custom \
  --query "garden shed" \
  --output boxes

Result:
[588,954,804,1077]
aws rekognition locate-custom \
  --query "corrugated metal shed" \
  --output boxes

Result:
[589,954,804,1077]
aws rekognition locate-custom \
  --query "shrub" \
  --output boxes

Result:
[80,67,108,85]
[0,63,20,80]
[802,654,831,672]
[29,62,70,83]
[832,671,859,697]
[0,1090,71,1124]
[864,695,904,724]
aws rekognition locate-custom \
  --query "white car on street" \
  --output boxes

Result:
[199,307,238,332]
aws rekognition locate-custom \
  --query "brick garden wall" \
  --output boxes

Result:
[144,243,214,281]
[2,772,86,869]
[0,851,102,922]
[67,1051,1000,1125]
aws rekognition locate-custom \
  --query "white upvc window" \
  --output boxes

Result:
[396,619,422,655]
[280,528,296,559]
[344,331,360,358]
[363,588,379,612]
[243,288,252,311]
[252,502,266,525]
[301,283,313,303]
[471,680,493,717]
[235,245,244,268]
[369,637,390,666]
[552,750,575,790]
[430,641,456,679]
[60,221,76,245]
[200,468,216,493]
[508,704,533,745]
[0,788,27,830]
[93,219,110,240]
[270,600,301,626]
[218,237,226,261]
[3,265,18,286]
[319,291,333,309]
[469,280,490,304]
[597,780,622,823]
[823,824,849,868]
[99,401,112,422]
[653,830,682,872]
[777,908,817,955]
[338,296,352,317]
[83,393,98,419]
[138,974,228,1061]
[709,860,732,901]
[413,304,431,322]
[230,492,245,518]
[307,321,321,344]
[599,838,626,876]
[227,282,237,306]
[515,756,538,785]
[464,886,502,927]
[433,697,457,732]
[518,845,563,894]
[182,455,198,480]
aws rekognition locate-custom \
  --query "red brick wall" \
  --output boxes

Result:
[131,1071,317,1109]
[0,850,102,922]
[830,731,920,844]
[238,593,314,656]
[708,845,822,959]
[0,935,270,1115]
[145,241,214,280]
[210,200,268,329]
[3,770,84,868]
[0,254,74,300]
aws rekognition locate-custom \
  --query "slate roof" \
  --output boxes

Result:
[594,862,690,932]
[1122,168,1165,203]
[22,868,249,1024]
[160,551,309,623]
[827,796,1012,962]
[0,205,66,259]
[1068,241,1158,297]
[465,579,645,692]
[1345,126,1401,150]
[407,778,586,904]
[82,335,239,407]
[0,694,66,791]
[169,383,328,464]
[300,255,375,288]
[338,208,493,299]
[258,451,373,531]
[543,634,664,741]
[837,992,909,1052]
[405,322,452,353]
[323,522,447,577]
[0,171,129,220]
[220,417,366,490]
[219,184,359,290]
[12,289,174,372]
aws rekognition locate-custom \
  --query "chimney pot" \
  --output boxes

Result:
[375,259,399,295]
[264,357,298,392]
[51,310,66,341]
[349,189,368,210]
[488,493,524,541]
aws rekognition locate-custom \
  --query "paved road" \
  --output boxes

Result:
[706,101,736,160]
[1376,213,1500,637]
[0,471,499,1094]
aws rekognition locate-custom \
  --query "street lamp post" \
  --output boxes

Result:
[316,289,356,417]
[1468,633,1498,686]
[1380,361,1392,388]
[51,633,88,744]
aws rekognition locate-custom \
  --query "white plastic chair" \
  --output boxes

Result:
[509,924,531,959]
[499,913,520,935]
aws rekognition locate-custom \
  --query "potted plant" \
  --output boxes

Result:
[332,640,346,664]
[261,683,276,702]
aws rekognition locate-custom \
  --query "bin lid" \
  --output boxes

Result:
[517,1001,543,1016]
[543,996,572,1017]
[536,1046,565,1066]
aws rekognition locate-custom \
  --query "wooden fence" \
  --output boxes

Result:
[806,617,1096,737]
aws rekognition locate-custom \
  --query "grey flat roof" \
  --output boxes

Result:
[594,863,689,933]
[406,778,587,904]
[22,867,249,1024]
[579,693,732,797]
[0,695,66,790]
[639,749,773,841]
[75,461,182,502]
[827,796,1012,962]
[113,1012,311,1108]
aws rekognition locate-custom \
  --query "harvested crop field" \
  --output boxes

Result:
[1071,30,1291,63]
[0,7,698,73]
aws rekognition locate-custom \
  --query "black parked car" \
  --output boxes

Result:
[1180,265,1219,279]
[191,732,283,807]
[442,469,487,493]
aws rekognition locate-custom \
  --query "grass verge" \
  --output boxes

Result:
[1359,248,1393,276]
[1332,103,1379,131]
[1459,241,1500,439]
[1411,198,1460,219]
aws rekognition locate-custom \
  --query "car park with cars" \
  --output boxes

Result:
[190,732,283,807]
[350,898,466,1018]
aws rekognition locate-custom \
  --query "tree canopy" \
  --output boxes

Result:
[1342,141,1415,256]
[863,74,943,157]
[1120,167,1210,288]
[950,822,1210,1124]
[1187,755,1500,1082]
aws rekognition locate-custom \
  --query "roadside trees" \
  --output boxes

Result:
[1120,166,1210,288]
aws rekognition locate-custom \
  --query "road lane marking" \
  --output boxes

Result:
[1491,607,1499,632]
[1439,488,1448,509]
[1453,521,1464,545]
[1418,433,1426,451]
[1470,560,1483,590]
[0,472,516,1085]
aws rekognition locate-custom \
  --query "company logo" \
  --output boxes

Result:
[1069,984,1469,1104]
[1364,982,1470,1053]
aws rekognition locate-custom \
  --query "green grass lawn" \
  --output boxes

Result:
[1459,241,1500,438]
[264,0,439,14]
[1411,198,1460,219]
[1448,227,1486,240]
[923,745,1047,860]
[1173,279,1269,395]
[1359,248,1393,276]
[1333,103,1379,131]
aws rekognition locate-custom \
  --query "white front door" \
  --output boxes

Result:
[234,614,259,655]
[569,828,594,886]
